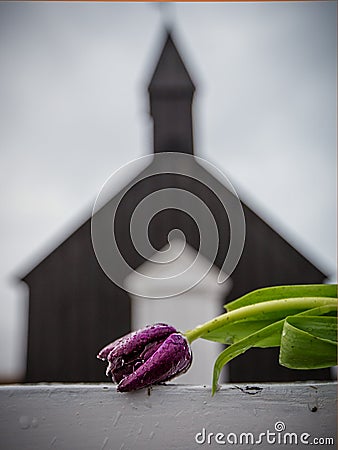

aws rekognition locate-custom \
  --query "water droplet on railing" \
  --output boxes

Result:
[31,417,39,428]
[19,416,30,430]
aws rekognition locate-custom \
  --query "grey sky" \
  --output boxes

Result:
[0,2,336,379]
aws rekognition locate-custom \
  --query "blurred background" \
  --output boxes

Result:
[0,2,336,382]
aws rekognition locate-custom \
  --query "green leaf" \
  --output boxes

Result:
[286,315,337,341]
[212,320,285,395]
[279,316,337,370]
[203,297,336,345]
[211,304,337,395]
[203,319,281,346]
[225,284,337,312]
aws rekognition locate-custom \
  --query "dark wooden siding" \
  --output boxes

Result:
[24,221,131,382]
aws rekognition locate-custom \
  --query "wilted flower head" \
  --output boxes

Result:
[97,323,192,392]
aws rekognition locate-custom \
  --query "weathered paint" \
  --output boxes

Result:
[0,383,336,449]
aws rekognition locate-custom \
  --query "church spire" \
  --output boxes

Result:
[148,32,196,155]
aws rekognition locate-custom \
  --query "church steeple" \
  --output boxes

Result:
[148,32,196,155]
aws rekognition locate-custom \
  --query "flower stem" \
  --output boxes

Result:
[184,297,337,343]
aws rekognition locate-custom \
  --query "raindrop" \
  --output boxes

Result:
[19,416,30,430]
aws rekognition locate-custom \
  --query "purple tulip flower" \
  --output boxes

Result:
[97,323,192,392]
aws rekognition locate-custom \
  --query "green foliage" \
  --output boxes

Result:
[198,285,338,395]
[279,315,337,369]
[225,284,337,312]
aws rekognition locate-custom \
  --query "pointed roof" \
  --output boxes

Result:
[148,33,195,94]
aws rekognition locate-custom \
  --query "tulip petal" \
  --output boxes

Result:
[117,333,192,392]
[97,323,176,361]
[106,340,164,383]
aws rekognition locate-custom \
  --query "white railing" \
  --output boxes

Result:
[0,382,336,449]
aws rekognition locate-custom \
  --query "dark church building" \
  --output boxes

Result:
[21,32,330,383]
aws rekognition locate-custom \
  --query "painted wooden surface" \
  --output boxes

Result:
[0,383,336,449]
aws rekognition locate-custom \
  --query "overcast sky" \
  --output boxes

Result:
[0,2,336,379]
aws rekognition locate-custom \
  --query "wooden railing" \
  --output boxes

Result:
[0,382,336,449]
